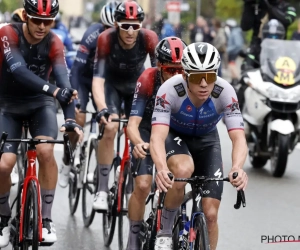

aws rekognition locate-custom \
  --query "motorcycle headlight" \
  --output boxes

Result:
[267,86,300,102]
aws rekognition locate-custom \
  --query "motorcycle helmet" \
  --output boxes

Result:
[181,42,221,72]
[114,1,144,22]
[100,1,119,27]
[23,0,59,18]
[12,8,25,22]
[156,37,187,64]
[262,19,285,40]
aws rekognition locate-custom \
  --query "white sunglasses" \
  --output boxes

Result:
[117,22,142,31]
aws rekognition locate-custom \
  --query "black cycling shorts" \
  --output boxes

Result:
[104,80,136,118]
[165,129,224,200]
[0,104,58,154]
[78,76,97,112]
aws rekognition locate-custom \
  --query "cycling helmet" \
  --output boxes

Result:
[12,8,24,22]
[156,37,187,64]
[100,1,119,27]
[181,42,221,71]
[24,0,59,18]
[55,12,61,22]
[114,1,144,22]
[262,19,285,40]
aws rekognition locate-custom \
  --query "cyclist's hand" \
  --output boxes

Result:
[96,108,110,125]
[229,168,248,191]
[133,143,149,159]
[54,88,78,105]
[156,169,174,192]
[60,120,84,143]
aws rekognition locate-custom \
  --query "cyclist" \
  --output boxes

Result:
[126,37,186,250]
[0,0,83,247]
[11,8,25,23]
[150,42,249,250]
[92,1,158,210]
[58,1,120,188]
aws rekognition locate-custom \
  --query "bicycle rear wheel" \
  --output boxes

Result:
[193,214,210,250]
[21,180,39,250]
[82,138,97,227]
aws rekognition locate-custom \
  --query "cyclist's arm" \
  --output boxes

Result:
[64,33,75,52]
[144,29,159,67]
[127,116,144,145]
[266,3,296,26]
[49,35,75,120]
[0,25,58,96]
[92,32,110,111]
[228,129,247,170]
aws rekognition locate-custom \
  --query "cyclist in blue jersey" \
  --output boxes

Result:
[150,42,249,250]
[127,37,186,250]
[53,12,69,34]
[58,1,119,188]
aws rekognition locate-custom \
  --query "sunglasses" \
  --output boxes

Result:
[27,14,55,26]
[117,22,142,31]
[185,71,217,84]
[161,66,183,75]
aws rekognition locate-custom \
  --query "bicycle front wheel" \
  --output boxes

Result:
[21,180,39,250]
[82,138,97,227]
[193,214,210,250]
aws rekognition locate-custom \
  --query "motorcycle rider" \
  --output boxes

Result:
[241,0,296,71]
[238,19,285,112]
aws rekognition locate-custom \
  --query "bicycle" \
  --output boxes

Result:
[0,131,72,250]
[172,173,246,250]
[98,118,133,250]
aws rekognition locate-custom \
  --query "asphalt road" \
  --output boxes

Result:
[4,27,300,250]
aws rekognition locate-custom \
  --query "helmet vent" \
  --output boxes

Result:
[208,52,215,65]
[129,6,133,16]
[198,54,205,64]
[188,52,196,65]
[175,48,180,60]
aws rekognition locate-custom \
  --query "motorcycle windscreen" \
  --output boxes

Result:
[260,39,300,87]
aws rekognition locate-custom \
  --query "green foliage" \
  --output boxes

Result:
[215,0,243,21]
[0,0,23,13]
[287,20,298,40]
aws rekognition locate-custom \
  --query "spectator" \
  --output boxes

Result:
[152,13,164,39]
[174,22,184,39]
[212,18,227,77]
[189,16,215,43]
[160,19,175,39]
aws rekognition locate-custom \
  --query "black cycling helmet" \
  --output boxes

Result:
[114,1,144,22]
[262,19,285,40]
[24,0,59,18]
[156,37,187,64]
[11,8,24,23]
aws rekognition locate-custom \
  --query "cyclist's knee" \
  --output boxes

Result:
[134,176,152,199]
[0,153,16,178]
[168,155,193,178]
[36,144,54,162]
[203,199,219,225]
[102,122,118,141]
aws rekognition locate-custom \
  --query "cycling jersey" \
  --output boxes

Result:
[0,23,74,119]
[130,67,161,130]
[93,27,158,83]
[70,23,104,91]
[152,75,244,136]
[51,28,74,52]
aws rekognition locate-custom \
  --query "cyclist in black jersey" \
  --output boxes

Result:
[58,1,120,188]
[0,0,83,247]
[126,37,186,250]
[92,1,158,211]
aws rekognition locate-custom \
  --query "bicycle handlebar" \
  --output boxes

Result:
[98,118,129,140]
[0,132,73,163]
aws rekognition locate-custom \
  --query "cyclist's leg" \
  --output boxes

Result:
[187,130,223,250]
[0,112,22,247]
[156,130,194,248]
[94,83,120,210]
[127,128,153,250]
[29,104,58,243]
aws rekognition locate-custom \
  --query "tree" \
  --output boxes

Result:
[215,0,243,20]
[0,0,23,13]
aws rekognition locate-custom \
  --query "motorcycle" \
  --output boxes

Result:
[242,39,300,177]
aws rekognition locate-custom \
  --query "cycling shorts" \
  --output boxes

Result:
[0,104,58,154]
[78,76,96,112]
[165,128,224,200]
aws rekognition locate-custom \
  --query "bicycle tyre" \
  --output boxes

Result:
[193,214,210,250]
[68,167,81,215]
[172,210,183,250]
[82,138,97,227]
[21,180,39,250]
[117,163,130,250]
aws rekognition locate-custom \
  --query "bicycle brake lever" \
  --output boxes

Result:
[63,133,73,165]
[158,173,174,209]
[0,132,8,159]
[98,123,105,140]
[232,172,246,209]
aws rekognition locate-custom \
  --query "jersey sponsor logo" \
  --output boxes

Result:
[162,45,171,54]
[173,83,186,97]
[130,110,138,115]
[154,108,169,113]
[180,111,193,117]
[174,137,182,146]
[214,168,222,186]
[226,97,240,112]
[186,105,192,112]
[28,64,46,76]
[78,45,89,54]
[156,93,170,108]
[211,85,224,98]
[132,81,142,106]
[166,150,174,157]
[43,85,49,92]
[1,36,13,62]
[85,30,101,45]
[10,62,21,72]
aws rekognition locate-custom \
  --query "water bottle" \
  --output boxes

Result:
[153,190,159,209]
[115,165,121,183]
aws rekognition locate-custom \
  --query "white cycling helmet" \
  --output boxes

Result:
[100,1,119,27]
[181,42,221,72]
